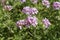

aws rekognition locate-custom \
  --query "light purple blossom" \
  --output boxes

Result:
[16,20,26,29]
[30,0,38,4]
[24,19,31,28]
[42,18,51,28]
[26,16,38,27]
[31,7,38,14]
[16,16,38,29]
[53,2,60,10]
[20,0,26,3]
[22,6,31,15]
[22,6,38,15]
[42,0,50,8]
[3,5,12,11]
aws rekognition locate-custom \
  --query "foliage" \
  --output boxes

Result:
[0,0,60,40]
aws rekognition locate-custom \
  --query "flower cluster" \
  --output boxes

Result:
[42,0,60,10]
[2,0,60,12]
[3,5,13,11]
[42,0,50,8]
[53,2,60,10]
[20,0,60,10]
[16,6,39,29]
[26,16,38,27]
[1,0,52,29]
[22,6,38,15]
[16,20,26,29]
[42,18,51,28]
[16,16,38,29]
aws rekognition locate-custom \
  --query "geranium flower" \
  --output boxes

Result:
[3,5,12,11]
[22,6,38,15]
[16,20,26,29]
[53,2,60,10]
[42,0,50,8]
[42,18,51,28]
[26,16,38,27]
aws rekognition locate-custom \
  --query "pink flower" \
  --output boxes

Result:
[42,18,51,28]
[22,6,31,15]
[16,16,38,29]
[22,6,38,15]
[42,0,50,8]
[31,7,38,14]
[26,16,38,27]
[30,0,38,4]
[53,2,60,10]
[20,0,26,3]
[3,5,12,11]
[24,19,31,28]
[16,20,26,29]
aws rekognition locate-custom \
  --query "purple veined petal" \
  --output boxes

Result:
[42,0,50,8]
[24,19,31,28]
[31,7,38,14]
[45,24,49,28]
[16,16,38,29]
[16,20,26,29]
[22,6,31,15]
[3,5,13,11]
[20,0,26,3]
[26,16,38,27]
[42,18,51,28]
[53,2,60,10]
[22,6,38,15]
